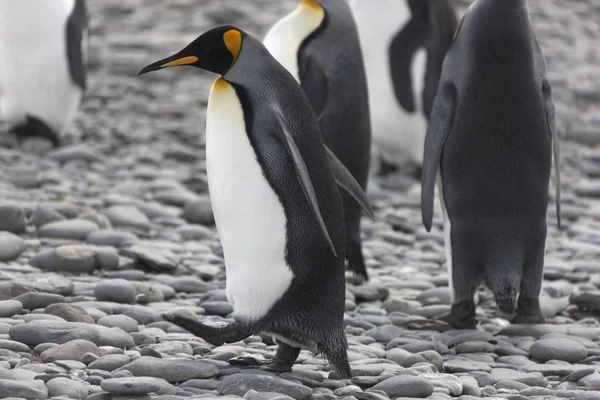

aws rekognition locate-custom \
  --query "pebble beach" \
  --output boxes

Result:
[1,0,600,399]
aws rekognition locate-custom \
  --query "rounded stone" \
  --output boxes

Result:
[98,314,139,333]
[530,338,588,362]
[0,232,26,261]
[38,219,100,240]
[369,375,434,398]
[0,300,23,318]
[101,376,177,395]
[94,279,137,303]
[0,203,26,233]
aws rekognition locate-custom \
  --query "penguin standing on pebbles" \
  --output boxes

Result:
[139,25,375,378]
[350,0,457,176]
[0,0,88,147]
[421,0,562,329]
[263,0,372,282]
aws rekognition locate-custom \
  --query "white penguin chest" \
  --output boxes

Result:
[263,3,325,82]
[205,78,294,322]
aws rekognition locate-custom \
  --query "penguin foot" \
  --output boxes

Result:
[513,294,545,324]
[162,311,247,346]
[228,344,300,374]
[437,300,477,329]
[13,115,60,149]
[346,242,369,283]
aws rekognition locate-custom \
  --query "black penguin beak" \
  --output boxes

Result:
[138,53,198,75]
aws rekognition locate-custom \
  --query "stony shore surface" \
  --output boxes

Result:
[0,0,599,399]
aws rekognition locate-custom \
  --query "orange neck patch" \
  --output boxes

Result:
[223,29,242,66]
[301,0,322,12]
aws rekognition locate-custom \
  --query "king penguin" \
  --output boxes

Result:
[349,0,457,175]
[263,0,372,282]
[421,0,562,329]
[0,0,88,147]
[139,25,375,378]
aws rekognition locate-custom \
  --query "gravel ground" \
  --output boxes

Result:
[0,0,599,399]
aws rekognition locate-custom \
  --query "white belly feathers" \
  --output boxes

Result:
[205,78,294,322]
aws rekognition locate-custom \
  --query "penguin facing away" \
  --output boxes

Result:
[421,0,562,329]
[349,0,457,174]
[0,0,88,147]
[264,0,373,281]
[139,25,374,378]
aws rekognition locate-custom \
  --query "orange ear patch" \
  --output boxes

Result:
[302,0,322,12]
[223,30,242,65]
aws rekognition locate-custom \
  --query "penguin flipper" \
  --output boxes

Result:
[324,146,375,220]
[421,82,457,231]
[66,0,88,90]
[300,56,328,121]
[389,1,429,112]
[534,37,562,229]
[273,107,337,257]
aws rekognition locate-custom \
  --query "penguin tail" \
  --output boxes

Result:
[319,333,351,379]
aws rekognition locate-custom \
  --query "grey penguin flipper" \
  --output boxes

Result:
[533,37,561,229]
[66,0,88,90]
[324,146,375,220]
[162,312,247,346]
[421,83,457,231]
[300,56,328,121]
[389,0,429,112]
[273,107,337,257]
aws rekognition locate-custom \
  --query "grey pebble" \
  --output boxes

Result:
[0,300,23,318]
[97,314,139,332]
[201,301,233,316]
[105,205,151,231]
[101,376,177,395]
[0,281,32,300]
[0,232,26,261]
[32,274,74,296]
[0,203,26,234]
[31,205,65,230]
[115,356,218,383]
[0,379,48,399]
[530,338,588,363]
[369,375,434,398]
[38,219,99,240]
[219,373,312,400]
[40,339,100,362]
[12,292,65,310]
[46,376,91,399]
[9,320,101,346]
[181,197,214,225]
[45,303,95,323]
[87,229,139,247]
[121,244,179,271]
[94,279,137,303]
[89,354,133,371]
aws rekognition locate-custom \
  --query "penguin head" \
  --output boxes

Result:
[139,25,242,76]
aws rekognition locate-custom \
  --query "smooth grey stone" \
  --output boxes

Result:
[87,230,139,247]
[31,205,65,230]
[131,282,165,304]
[94,279,137,303]
[381,298,421,314]
[201,301,233,316]
[38,219,99,240]
[244,390,296,400]
[0,204,26,234]
[443,359,492,373]
[48,145,102,163]
[182,197,214,225]
[45,303,95,323]
[415,287,452,305]
[458,375,481,397]
[97,314,139,333]
[495,379,529,391]
[0,300,23,318]
[167,277,214,293]
[530,338,587,362]
[108,269,146,281]
[421,373,462,396]
[95,325,135,349]
[0,338,29,352]
[490,368,548,387]
[9,320,101,346]
[0,232,26,261]
[219,373,312,400]
[115,356,218,383]
[30,246,96,274]
[348,284,389,302]
[12,292,65,310]
[0,281,33,301]
[40,339,100,362]
[78,209,112,229]
[32,274,74,296]
[148,341,193,356]
[120,244,179,271]
[131,332,156,346]
[454,340,496,354]
[369,375,434,398]
[101,376,177,395]
[364,325,404,343]
[46,376,91,399]
[401,350,444,370]
[113,305,161,324]
[105,205,151,231]
[88,354,132,371]
[0,378,48,399]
